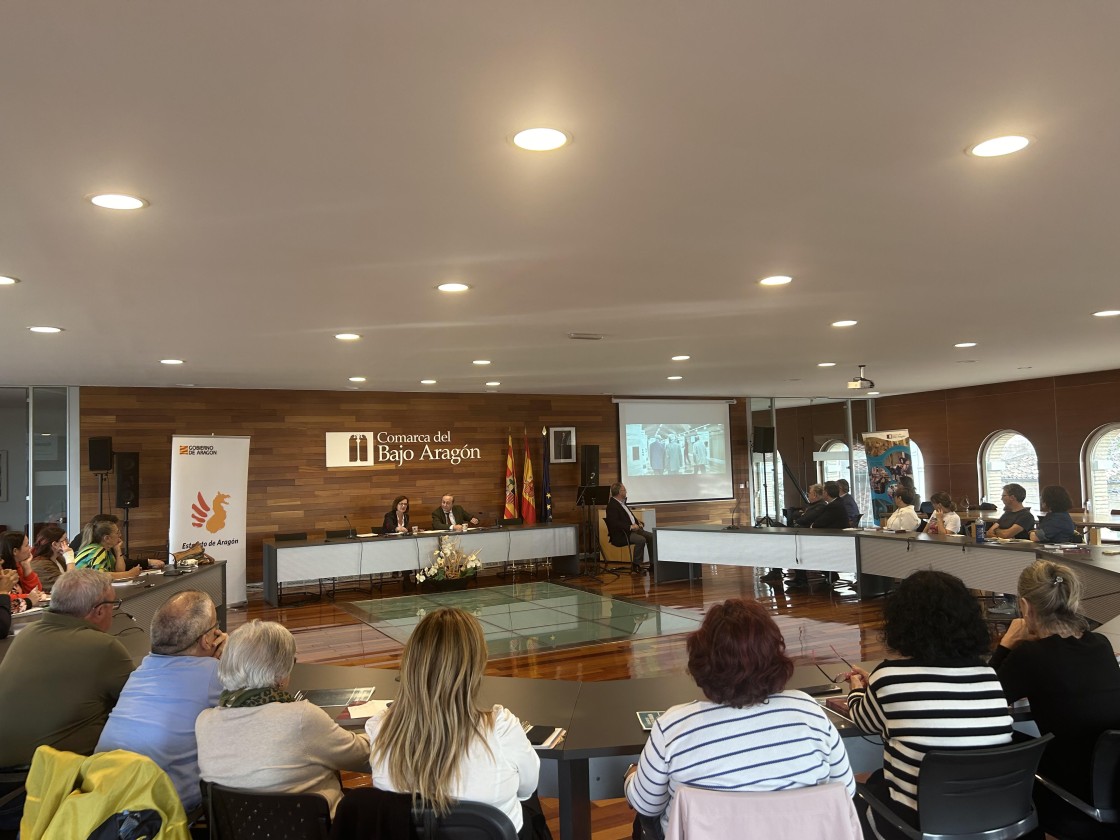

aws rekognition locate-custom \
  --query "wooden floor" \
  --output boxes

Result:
[233,565,891,839]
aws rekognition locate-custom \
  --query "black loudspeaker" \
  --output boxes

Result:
[115,452,140,509]
[753,427,775,454]
[89,437,114,472]
[580,444,600,486]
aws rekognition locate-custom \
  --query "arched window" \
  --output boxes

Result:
[1084,424,1120,514]
[820,440,871,524]
[980,431,1039,510]
[752,449,784,524]
[910,439,926,502]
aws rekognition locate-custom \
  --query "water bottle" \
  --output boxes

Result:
[975,519,987,544]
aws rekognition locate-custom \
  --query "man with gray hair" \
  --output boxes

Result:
[0,569,133,767]
[96,590,226,812]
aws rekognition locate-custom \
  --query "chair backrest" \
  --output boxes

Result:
[499,517,523,528]
[414,800,518,840]
[598,515,632,562]
[207,782,330,840]
[1089,729,1120,821]
[274,532,308,542]
[324,529,352,539]
[915,733,1052,837]
[664,783,860,840]
[918,501,934,515]
[851,513,862,528]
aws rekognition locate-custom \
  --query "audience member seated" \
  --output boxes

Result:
[923,492,961,536]
[195,620,369,817]
[0,570,15,639]
[368,607,542,838]
[73,519,141,580]
[810,481,850,530]
[605,483,656,573]
[991,559,1120,838]
[794,485,827,527]
[844,570,1013,840]
[0,569,134,767]
[883,489,921,531]
[382,495,411,534]
[431,494,479,531]
[837,478,860,527]
[96,590,227,813]
[625,598,854,840]
[0,530,45,612]
[1029,485,1079,544]
[988,483,1035,539]
[30,524,74,593]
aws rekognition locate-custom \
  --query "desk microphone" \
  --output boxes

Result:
[344,515,356,539]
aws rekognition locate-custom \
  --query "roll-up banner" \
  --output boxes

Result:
[170,436,251,604]
[861,429,912,527]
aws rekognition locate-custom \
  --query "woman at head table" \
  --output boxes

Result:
[381,495,411,534]
[990,559,1120,837]
[843,571,1013,840]
[625,598,856,840]
[923,492,961,535]
[195,620,370,817]
[367,607,541,836]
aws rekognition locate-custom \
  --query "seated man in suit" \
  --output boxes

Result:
[811,481,851,530]
[605,483,656,573]
[431,494,479,531]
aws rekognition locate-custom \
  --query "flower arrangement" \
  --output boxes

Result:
[415,536,482,584]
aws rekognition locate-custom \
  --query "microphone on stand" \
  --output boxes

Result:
[344,515,356,539]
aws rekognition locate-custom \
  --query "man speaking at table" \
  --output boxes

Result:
[431,494,479,531]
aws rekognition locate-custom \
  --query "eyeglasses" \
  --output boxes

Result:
[97,598,123,611]
[167,622,219,654]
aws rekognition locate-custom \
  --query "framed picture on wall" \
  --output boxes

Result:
[0,450,7,503]
[549,427,576,463]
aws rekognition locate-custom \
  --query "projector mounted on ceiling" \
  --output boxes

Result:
[847,364,875,390]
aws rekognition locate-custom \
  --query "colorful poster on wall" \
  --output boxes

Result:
[861,429,913,526]
[170,436,251,604]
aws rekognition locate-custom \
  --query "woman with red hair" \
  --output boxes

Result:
[624,598,854,838]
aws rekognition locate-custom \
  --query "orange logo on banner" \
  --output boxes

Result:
[179,446,189,455]
[191,490,231,534]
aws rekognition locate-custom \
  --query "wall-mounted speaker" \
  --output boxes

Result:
[580,444,600,486]
[89,437,114,472]
[753,426,775,454]
[115,452,140,509]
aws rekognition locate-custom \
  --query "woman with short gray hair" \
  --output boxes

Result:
[195,620,369,816]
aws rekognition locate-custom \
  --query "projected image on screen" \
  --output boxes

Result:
[617,400,735,504]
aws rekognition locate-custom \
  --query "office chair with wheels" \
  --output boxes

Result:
[1035,729,1120,835]
[858,733,1053,840]
[206,783,331,840]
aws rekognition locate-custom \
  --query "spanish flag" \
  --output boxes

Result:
[521,434,538,524]
[503,435,518,520]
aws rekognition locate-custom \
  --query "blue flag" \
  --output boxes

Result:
[541,431,553,522]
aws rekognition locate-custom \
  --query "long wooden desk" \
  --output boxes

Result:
[262,524,579,607]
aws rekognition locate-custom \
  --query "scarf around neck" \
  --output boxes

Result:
[219,686,296,708]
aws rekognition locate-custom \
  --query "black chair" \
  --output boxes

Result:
[1035,729,1120,833]
[858,733,1053,840]
[415,801,518,840]
[206,782,331,840]
[918,501,934,515]
[851,513,863,528]
[0,767,29,838]
[324,529,353,539]
[274,532,308,542]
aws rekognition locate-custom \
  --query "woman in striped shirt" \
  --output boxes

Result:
[625,598,855,839]
[845,570,1013,839]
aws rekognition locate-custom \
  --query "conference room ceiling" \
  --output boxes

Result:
[2,2,1118,399]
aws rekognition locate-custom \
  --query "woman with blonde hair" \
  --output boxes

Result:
[367,607,540,836]
[992,559,1120,838]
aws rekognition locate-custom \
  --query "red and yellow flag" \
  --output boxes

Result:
[521,434,537,524]
[503,435,518,520]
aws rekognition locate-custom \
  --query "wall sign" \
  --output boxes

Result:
[326,430,483,468]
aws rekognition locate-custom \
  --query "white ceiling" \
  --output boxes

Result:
[2,2,1118,399]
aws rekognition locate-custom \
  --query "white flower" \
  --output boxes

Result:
[416,573,426,583]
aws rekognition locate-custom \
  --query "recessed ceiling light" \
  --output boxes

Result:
[667,375,683,381]
[437,283,470,293]
[759,275,792,286]
[160,359,184,365]
[968,136,1031,157]
[335,333,361,341]
[28,326,63,334]
[1018,366,1033,370]
[176,384,196,388]
[485,381,501,387]
[868,391,880,396]
[511,128,570,151]
[472,360,491,366]
[1092,310,1120,318]
[420,379,437,385]
[0,276,20,286]
[88,193,149,210]
[568,332,604,341]
[40,433,51,437]
[957,359,978,364]
[671,355,690,361]
[817,362,836,367]
[954,342,977,348]
[831,320,858,328]
[348,376,366,382]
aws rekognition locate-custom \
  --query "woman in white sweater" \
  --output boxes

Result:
[195,620,370,816]
[367,607,540,836]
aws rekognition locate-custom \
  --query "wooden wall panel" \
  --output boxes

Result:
[80,389,748,580]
